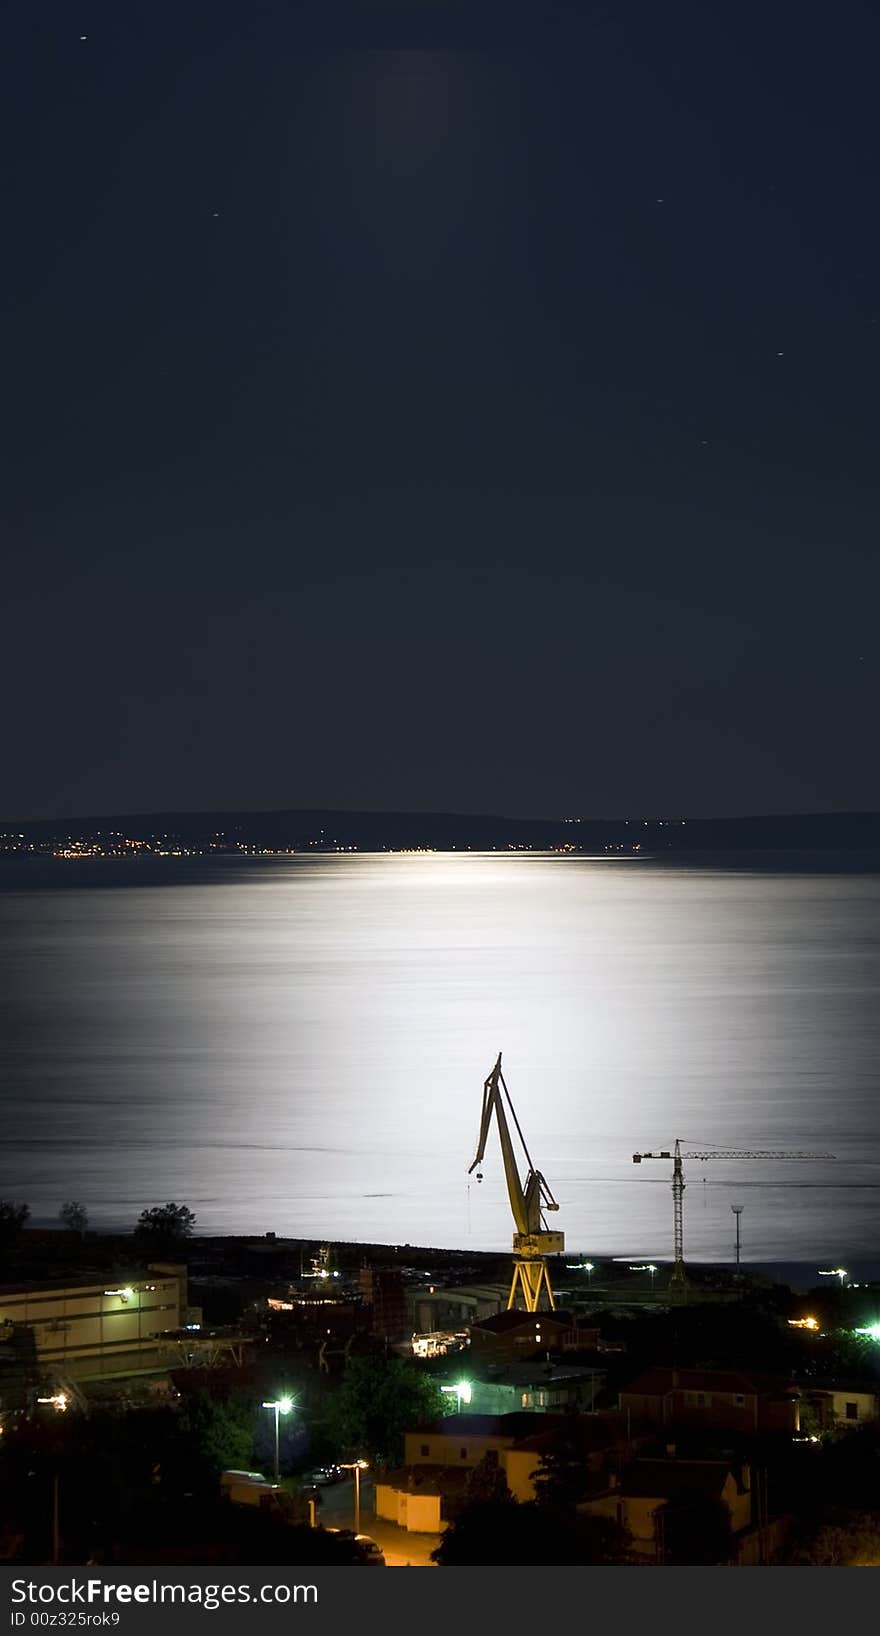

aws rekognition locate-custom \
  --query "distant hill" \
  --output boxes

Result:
[3,808,880,854]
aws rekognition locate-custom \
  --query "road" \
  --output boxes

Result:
[312,1476,444,1567]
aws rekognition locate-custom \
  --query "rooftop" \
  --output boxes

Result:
[621,1366,799,1399]
[618,1458,745,1501]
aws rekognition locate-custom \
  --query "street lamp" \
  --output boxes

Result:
[731,1204,744,1268]
[583,1262,594,1287]
[818,1268,848,1287]
[261,1396,294,1482]
[440,1381,472,1412]
[339,1460,369,1534]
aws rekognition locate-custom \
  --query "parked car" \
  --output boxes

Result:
[354,1533,386,1566]
[303,1464,343,1485]
[324,1528,386,1565]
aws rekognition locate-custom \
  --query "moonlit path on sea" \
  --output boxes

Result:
[1,852,878,1266]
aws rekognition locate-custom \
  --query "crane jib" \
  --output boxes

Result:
[469,1054,564,1312]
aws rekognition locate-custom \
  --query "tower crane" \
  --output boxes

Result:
[632,1138,834,1287]
[469,1053,564,1312]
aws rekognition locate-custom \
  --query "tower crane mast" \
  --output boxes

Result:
[632,1138,834,1286]
[469,1053,563,1312]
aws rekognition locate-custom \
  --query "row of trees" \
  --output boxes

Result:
[0,1199,197,1250]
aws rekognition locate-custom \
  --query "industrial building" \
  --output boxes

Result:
[0,1264,189,1392]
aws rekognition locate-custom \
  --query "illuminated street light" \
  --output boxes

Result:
[262,1396,294,1481]
[339,1460,369,1534]
[37,1393,68,1412]
[817,1268,848,1287]
[440,1381,472,1412]
[854,1321,880,1342]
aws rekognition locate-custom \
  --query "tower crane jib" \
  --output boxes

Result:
[632,1137,834,1286]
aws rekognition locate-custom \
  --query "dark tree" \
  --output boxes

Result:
[323,1355,444,1467]
[0,1200,29,1250]
[788,1512,880,1566]
[175,1391,257,1484]
[656,1490,734,1565]
[433,1499,631,1566]
[136,1202,196,1248]
[465,1451,513,1508]
[530,1418,594,1507]
[59,1201,88,1238]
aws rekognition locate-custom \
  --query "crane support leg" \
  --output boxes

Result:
[508,1258,556,1312]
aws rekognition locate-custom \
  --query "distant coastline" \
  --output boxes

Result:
[8,1229,880,1294]
[2,807,880,860]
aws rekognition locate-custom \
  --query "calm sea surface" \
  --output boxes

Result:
[1,853,879,1265]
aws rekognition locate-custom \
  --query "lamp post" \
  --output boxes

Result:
[731,1205,744,1268]
[339,1460,369,1534]
[440,1380,472,1413]
[583,1262,594,1288]
[261,1396,294,1482]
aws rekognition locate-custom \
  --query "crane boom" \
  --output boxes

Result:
[632,1137,834,1286]
[469,1054,563,1312]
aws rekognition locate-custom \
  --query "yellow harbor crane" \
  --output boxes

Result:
[632,1138,835,1287]
[469,1053,564,1311]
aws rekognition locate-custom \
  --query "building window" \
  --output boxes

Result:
[420,1445,429,1456]
[734,1395,745,1407]
[845,1402,858,1421]
[460,1448,468,1459]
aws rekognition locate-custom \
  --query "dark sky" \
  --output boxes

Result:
[3,0,879,820]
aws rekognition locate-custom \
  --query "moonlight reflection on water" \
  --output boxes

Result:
[1,853,878,1263]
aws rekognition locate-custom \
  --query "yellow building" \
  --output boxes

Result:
[404,1411,637,1504]
[580,1459,752,1559]
[0,1264,187,1384]
[802,1385,879,1429]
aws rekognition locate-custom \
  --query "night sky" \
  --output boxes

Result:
[3,1,879,821]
